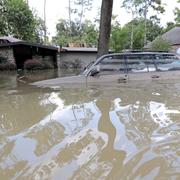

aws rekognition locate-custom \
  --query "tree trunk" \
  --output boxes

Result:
[97,0,113,58]
[44,0,47,43]
[130,10,134,50]
[143,1,147,46]
[68,0,72,28]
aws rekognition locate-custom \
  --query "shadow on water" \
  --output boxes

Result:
[0,70,180,179]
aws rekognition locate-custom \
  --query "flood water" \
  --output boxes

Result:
[0,70,180,179]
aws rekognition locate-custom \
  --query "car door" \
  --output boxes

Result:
[127,54,157,81]
[87,55,128,84]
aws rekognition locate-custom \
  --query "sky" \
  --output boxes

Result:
[28,0,179,38]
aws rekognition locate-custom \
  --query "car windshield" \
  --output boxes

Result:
[82,61,95,75]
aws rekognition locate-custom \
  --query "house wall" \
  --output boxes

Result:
[0,47,16,64]
[59,52,97,69]
[171,44,180,55]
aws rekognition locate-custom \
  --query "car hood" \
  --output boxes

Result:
[31,75,87,88]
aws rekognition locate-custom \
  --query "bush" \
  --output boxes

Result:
[24,59,44,70]
[150,37,171,51]
[0,62,16,70]
[24,59,54,70]
[60,59,82,69]
[43,61,54,69]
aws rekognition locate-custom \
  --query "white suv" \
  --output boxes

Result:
[32,52,180,87]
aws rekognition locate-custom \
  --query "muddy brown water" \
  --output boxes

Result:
[0,70,179,179]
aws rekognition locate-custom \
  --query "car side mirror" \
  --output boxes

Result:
[89,66,100,76]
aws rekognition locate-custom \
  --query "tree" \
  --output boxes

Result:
[73,0,93,29]
[81,20,98,47]
[0,0,40,42]
[110,26,130,52]
[122,0,138,49]
[67,0,93,34]
[150,37,171,51]
[52,19,98,47]
[43,0,47,43]
[97,0,113,58]
[174,0,180,24]
[123,0,164,46]
[110,18,163,51]
[163,22,176,33]
[34,16,47,44]
[0,1,6,35]
[52,19,70,46]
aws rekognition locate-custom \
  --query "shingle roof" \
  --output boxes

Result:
[144,26,180,49]
[61,47,98,52]
[162,27,180,45]
[0,36,23,43]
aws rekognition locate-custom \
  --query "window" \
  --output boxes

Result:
[157,54,179,60]
[155,54,180,71]
[97,55,126,75]
[126,54,156,73]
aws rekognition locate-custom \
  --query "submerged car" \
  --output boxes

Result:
[32,52,180,87]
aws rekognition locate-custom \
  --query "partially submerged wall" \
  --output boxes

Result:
[0,47,16,70]
[59,52,97,69]
[0,47,16,63]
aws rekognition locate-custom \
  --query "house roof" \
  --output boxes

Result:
[0,37,58,51]
[60,47,98,53]
[144,26,180,49]
[60,47,113,53]
[0,36,23,43]
[162,27,180,45]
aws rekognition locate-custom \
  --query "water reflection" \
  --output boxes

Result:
[0,71,180,179]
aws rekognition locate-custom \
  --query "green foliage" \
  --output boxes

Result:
[110,26,130,52]
[52,19,70,46]
[163,22,176,33]
[122,0,164,46]
[174,0,180,24]
[150,37,171,51]
[81,20,98,47]
[110,18,163,51]
[0,0,44,42]
[52,19,98,47]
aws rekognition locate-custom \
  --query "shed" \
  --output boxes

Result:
[0,36,58,70]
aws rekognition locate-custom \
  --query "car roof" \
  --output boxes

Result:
[106,52,176,56]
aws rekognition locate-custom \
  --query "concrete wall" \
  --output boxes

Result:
[0,47,16,64]
[58,52,97,69]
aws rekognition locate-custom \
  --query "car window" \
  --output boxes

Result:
[158,54,179,60]
[126,54,156,73]
[155,55,180,71]
[97,55,126,75]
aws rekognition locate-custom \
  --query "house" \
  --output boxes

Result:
[145,27,180,55]
[0,36,58,70]
[161,27,180,55]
